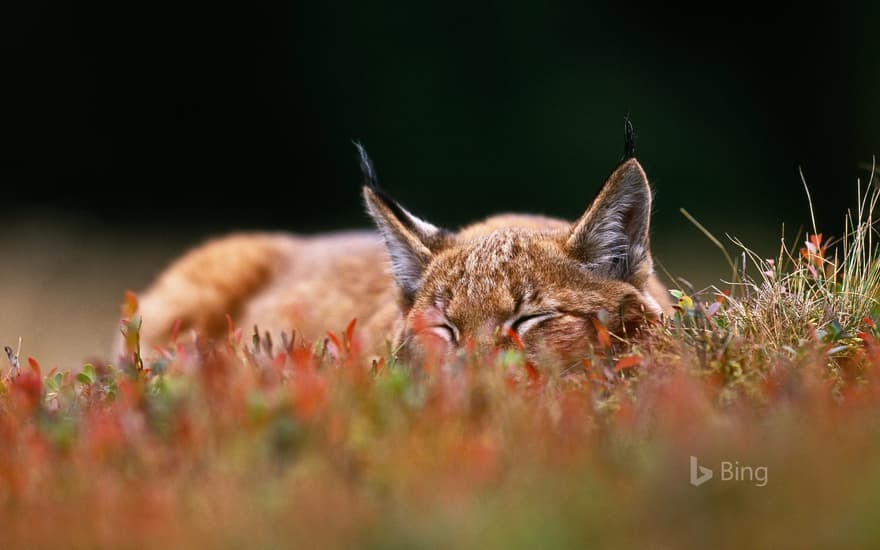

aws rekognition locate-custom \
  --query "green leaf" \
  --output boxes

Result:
[46,371,63,392]
[77,364,96,385]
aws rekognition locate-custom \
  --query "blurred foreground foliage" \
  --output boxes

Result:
[4,184,880,548]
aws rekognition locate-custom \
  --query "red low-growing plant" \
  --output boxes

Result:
[3,179,880,548]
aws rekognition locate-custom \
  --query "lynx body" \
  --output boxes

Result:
[131,146,670,365]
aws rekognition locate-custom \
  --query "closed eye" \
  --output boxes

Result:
[430,323,459,343]
[509,312,558,335]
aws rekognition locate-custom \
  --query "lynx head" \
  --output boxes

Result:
[358,134,663,367]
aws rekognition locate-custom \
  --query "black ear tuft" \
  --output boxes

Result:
[360,150,449,302]
[353,141,379,190]
[354,142,426,237]
[622,116,636,162]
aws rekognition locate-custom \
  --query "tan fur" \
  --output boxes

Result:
[128,158,671,364]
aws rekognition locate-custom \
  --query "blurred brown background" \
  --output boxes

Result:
[0,215,182,366]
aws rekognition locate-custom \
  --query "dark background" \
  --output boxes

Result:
[4,2,880,283]
[8,2,878,230]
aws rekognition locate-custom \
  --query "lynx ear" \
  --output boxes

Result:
[566,158,653,285]
[357,143,448,302]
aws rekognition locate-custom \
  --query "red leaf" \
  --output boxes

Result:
[614,355,641,372]
[801,233,827,267]
[291,346,314,372]
[326,332,343,356]
[121,290,139,318]
[504,326,525,351]
[591,317,611,349]
[581,358,592,374]
[524,361,540,383]
[345,318,357,349]
[27,357,41,378]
